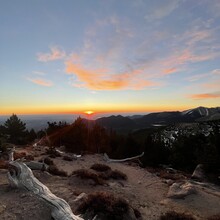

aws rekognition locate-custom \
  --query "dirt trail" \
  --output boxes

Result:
[1,147,220,219]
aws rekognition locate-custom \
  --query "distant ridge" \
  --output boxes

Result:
[95,106,220,131]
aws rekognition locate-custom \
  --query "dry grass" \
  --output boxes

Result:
[76,191,130,219]
[48,164,68,177]
[72,169,105,185]
[160,211,196,220]
[90,163,111,172]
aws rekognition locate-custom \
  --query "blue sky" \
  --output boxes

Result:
[0,0,220,115]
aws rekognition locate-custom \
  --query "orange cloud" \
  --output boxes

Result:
[164,67,178,75]
[189,93,220,99]
[37,46,66,62]
[65,61,154,90]
[27,78,53,87]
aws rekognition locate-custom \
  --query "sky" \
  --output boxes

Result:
[0,0,220,116]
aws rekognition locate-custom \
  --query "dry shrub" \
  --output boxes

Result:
[100,169,127,181]
[24,155,34,161]
[0,160,8,169]
[44,157,54,165]
[107,170,127,180]
[160,211,196,220]
[72,169,105,185]
[90,163,111,172]
[48,164,68,177]
[76,191,129,219]
[207,215,220,220]
[14,151,26,160]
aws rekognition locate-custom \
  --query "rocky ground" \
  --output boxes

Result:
[0,145,220,220]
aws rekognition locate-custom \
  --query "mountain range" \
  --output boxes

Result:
[0,107,219,132]
[95,106,220,132]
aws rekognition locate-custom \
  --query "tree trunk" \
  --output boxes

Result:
[7,155,83,220]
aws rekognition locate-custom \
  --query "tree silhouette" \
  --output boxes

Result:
[4,114,27,144]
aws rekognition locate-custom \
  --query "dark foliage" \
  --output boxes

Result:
[3,114,27,144]
[76,192,130,220]
[90,163,111,172]
[160,211,196,220]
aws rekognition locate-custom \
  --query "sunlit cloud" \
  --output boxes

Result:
[202,81,220,90]
[189,92,220,100]
[65,61,155,90]
[27,78,53,87]
[163,68,178,75]
[37,46,66,62]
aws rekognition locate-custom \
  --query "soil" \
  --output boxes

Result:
[0,145,220,220]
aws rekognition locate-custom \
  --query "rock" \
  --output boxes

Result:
[167,182,196,199]
[191,164,206,181]
[163,179,174,185]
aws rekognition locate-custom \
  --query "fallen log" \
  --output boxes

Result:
[7,148,83,220]
[8,161,83,220]
[104,152,144,163]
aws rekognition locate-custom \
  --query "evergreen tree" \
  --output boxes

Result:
[4,114,27,144]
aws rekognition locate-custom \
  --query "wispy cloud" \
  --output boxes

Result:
[27,78,53,87]
[189,92,220,99]
[32,71,46,76]
[145,0,180,21]
[37,46,66,62]
[65,60,155,90]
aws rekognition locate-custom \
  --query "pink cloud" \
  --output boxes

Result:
[189,92,220,99]
[65,61,155,90]
[27,78,53,87]
[37,46,66,62]
[163,67,178,75]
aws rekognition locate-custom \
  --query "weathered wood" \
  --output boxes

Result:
[25,161,48,170]
[8,146,15,162]
[104,152,144,163]
[8,161,83,220]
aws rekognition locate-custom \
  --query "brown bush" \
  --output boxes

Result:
[107,170,127,180]
[0,160,8,169]
[207,215,220,220]
[24,155,34,161]
[76,191,129,219]
[100,169,127,181]
[72,169,105,185]
[90,163,111,172]
[160,211,196,220]
[14,151,26,160]
[48,164,68,177]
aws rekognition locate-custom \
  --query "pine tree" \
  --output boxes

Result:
[4,114,27,144]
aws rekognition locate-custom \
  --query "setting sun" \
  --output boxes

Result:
[84,111,94,115]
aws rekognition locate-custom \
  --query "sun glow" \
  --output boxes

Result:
[84,110,94,115]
